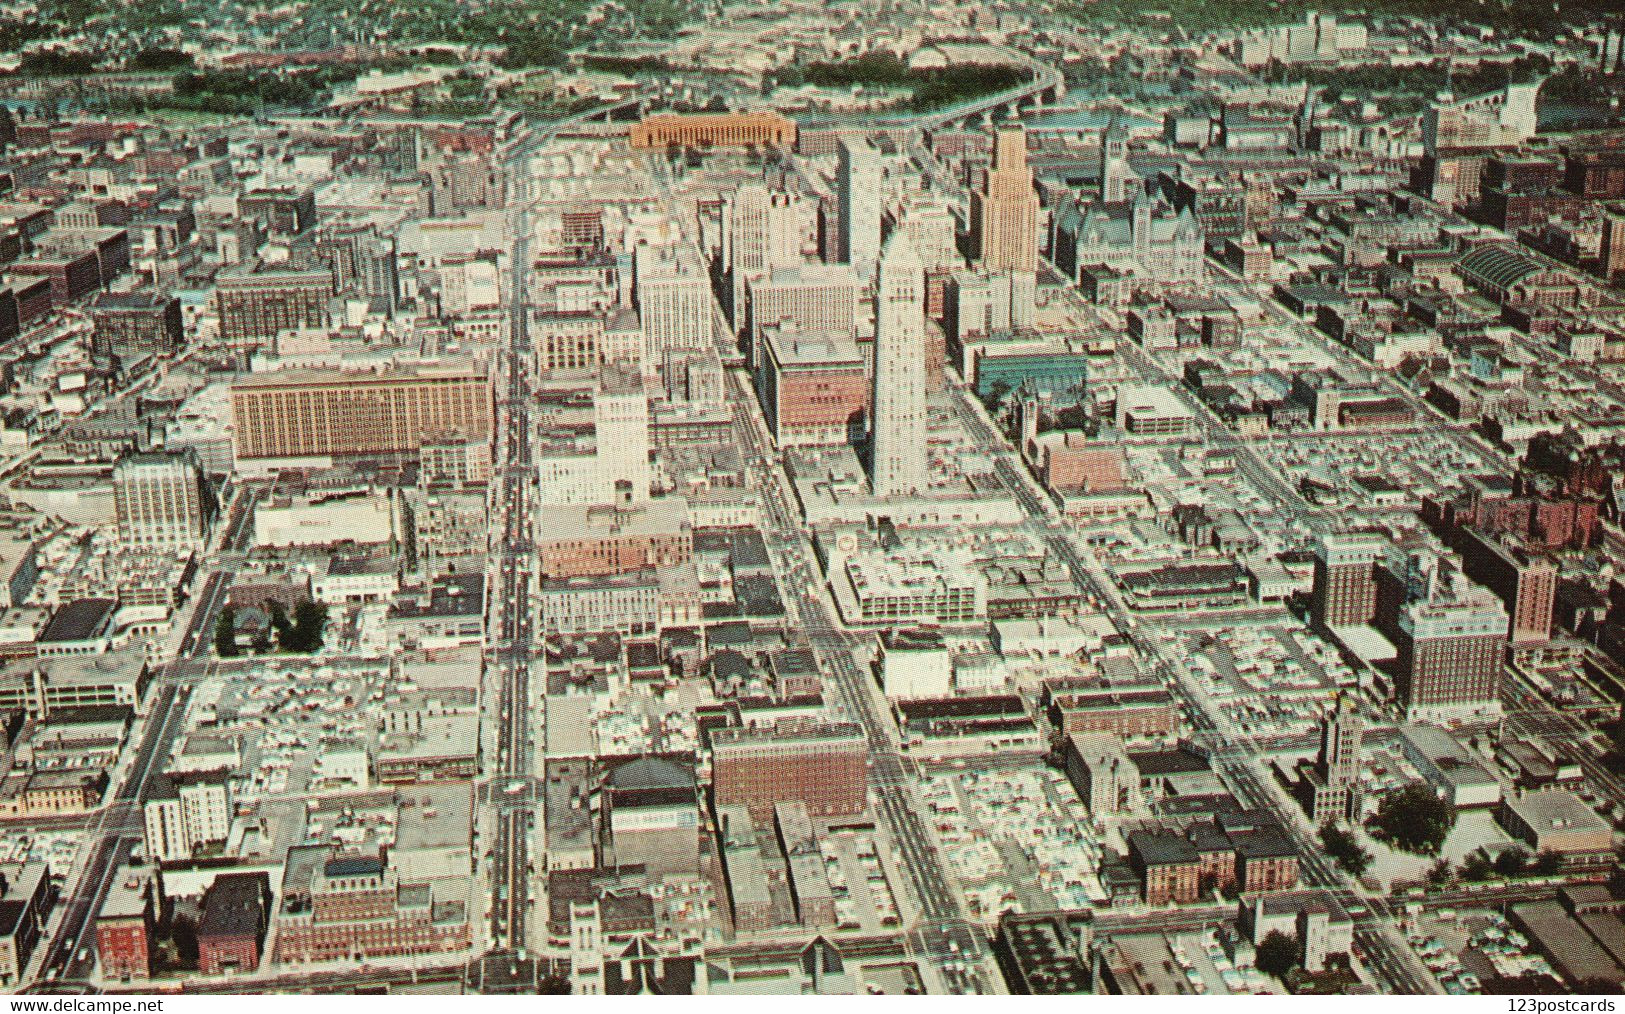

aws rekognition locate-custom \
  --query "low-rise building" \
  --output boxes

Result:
[1499,789,1614,871]
[376,713,479,784]
[539,499,692,579]
[0,864,52,988]
[1397,724,1502,808]
[96,867,159,983]
[197,872,271,976]
[1128,830,1202,906]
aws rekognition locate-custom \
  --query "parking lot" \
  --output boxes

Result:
[921,765,1103,918]
[1161,621,1357,741]
[194,659,390,800]
[1407,907,1557,995]
[1256,431,1498,514]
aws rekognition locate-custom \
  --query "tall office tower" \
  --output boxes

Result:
[837,137,883,279]
[1308,693,1363,824]
[870,234,927,498]
[972,123,1039,274]
[724,183,801,333]
[971,122,1040,327]
[1394,563,1509,722]
[1605,18,1625,75]
[896,198,961,273]
[747,263,861,364]
[1310,11,1340,58]
[1499,83,1539,144]
[633,247,711,363]
[1099,117,1135,204]
[230,363,492,460]
[113,452,209,551]
[1310,532,1387,627]
[1456,527,1558,644]
[897,198,963,330]
[596,364,651,504]
[1603,20,1623,75]
[1601,209,1625,284]
[215,262,333,350]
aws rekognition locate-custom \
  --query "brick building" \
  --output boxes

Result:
[630,111,796,150]
[197,872,271,976]
[215,262,332,348]
[10,250,100,304]
[1310,533,1386,628]
[1454,527,1557,644]
[1128,831,1202,905]
[272,847,472,965]
[538,500,693,579]
[1127,813,1299,905]
[754,330,868,447]
[711,721,867,819]
[95,869,159,982]
[230,363,492,460]
[1423,470,1602,553]
[87,291,183,359]
[1049,688,1179,741]
[1028,433,1128,493]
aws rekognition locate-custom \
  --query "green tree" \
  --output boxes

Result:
[1255,930,1299,982]
[19,50,97,76]
[267,600,292,646]
[1460,850,1494,882]
[281,600,329,654]
[213,606,238,658]
[1319,823,1373,878]
[170,913,198,963]
[1366,783,1456,856]
[1493,848,1530,879]
[128,47,191,71]
[1532,852,1564,876]
[984,380,1012,413]
[1055,405,1091,431]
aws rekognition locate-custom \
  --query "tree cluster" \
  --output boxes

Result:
[268,600,329,654]
[1366,783,1455,856]
[777,53,1031,112]
[1459,847,1563,882]
[214,599,328,657]
[1318,823,1373,878]
[1255,931,1300,983]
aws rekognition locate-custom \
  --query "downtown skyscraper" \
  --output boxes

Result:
[969,122,1039,327]
[869,232,927,498]
[837,136,883,280]
[971,122,1039,274]
[723,182,801,336]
